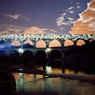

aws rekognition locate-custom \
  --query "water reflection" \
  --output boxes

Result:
[13,71,95,95]
[16,73,25,92]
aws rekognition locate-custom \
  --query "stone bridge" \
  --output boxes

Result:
[0,34,95,73]
[0,34,94,47]
[0,33,94,58]
[0,34,94,56]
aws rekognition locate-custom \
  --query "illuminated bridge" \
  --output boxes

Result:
[0,33,94,56]
[0,34,94,41]
[0,34,95,73]
[0,34,94,45]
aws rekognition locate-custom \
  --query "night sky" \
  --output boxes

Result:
[0,0,94,34]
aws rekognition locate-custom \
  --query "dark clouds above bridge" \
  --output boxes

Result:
[0,0,93,34]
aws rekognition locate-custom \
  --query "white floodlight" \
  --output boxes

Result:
[18,48,24,54]
[46,48,51,53]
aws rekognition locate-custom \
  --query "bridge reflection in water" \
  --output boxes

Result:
[12,68,95,95]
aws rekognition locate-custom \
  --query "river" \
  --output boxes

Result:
[12,68,95,95]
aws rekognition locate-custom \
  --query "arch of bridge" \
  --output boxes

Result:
[24,40,33,46]
[0,34,94,47]
[76,39,85,46]
[49,40,62,48]
[64,40,74,46]
[36,40,46,48]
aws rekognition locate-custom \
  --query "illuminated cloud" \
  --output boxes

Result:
[0,24,25,34]
[70,0,95,34]
[24,26,57,34]
[0,30,9,34]
[0,24,57,34]
[3,13,31,20]
[88,0,95,9]
[56,14,75,27]
[56,5,75,28]
[56,16,65,27]
[89,23,95,28]
[66,7,75,14]
[68,17,74,21]
[49,29,57,33]
[24,26,45,34]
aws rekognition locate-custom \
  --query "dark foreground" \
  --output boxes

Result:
[16,74,95,95]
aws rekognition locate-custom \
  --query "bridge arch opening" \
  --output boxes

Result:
[64,40,74,47]
[35,50,46,58]
[49,40,61,48]
[35,50,46,66]
[49,50,62,68]
[23,40,34,48]
[49,50,62,59]
[36,40,46,48]
[24,40,33,45]
[23,50,33,56]
[76,40,85,46]
[9,50,20,56]
[11,40,21,46]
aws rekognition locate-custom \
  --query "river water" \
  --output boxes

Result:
[12,68,95,95]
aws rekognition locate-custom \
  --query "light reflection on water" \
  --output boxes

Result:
[12,68,95,95]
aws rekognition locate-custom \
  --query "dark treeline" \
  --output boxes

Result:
[64,40,95,74]
[0,41,95,74]
[0,55,47,72]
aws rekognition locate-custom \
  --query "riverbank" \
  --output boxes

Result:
[47,73,95,83]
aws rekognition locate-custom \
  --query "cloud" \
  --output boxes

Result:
[76,2,81,8]
[65,7,74,12]
[3,13,31,20]
[89,23,95,28]
[0,24,25,34]
[61,13,67,16]
[69,11,75,14]
[24,26,57,34]
[56,16,65,27]
[43,28,57,33]
[68,17,74,21]
[24,26,45,34]
[56,14,75,27]
[76,3,80,5]
[77,5,80,9]
[4,14,21,20]
[21,16,31,20]
[0,24,57,34]
[56,5,75,28]
[68,7,74,10]
[63,7,75,14]
[59,27,64,30]
[70,0,95,34]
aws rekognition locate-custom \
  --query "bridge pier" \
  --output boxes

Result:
[61,58,65,73]
[33,74,37,80]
